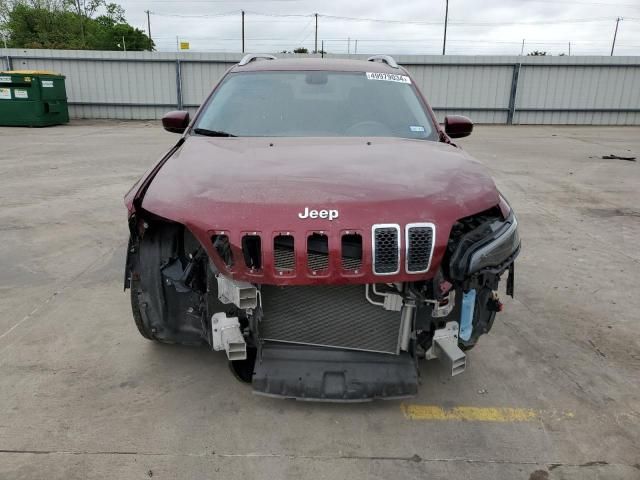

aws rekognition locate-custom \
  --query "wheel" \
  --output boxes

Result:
[129,276,157,341]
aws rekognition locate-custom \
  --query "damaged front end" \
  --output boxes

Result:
[124,202,520,402]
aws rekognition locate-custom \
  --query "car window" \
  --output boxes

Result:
[194,71,437,140]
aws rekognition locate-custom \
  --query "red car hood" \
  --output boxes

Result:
[139,136,499,284]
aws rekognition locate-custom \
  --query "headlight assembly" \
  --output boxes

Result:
[449,212,520,280]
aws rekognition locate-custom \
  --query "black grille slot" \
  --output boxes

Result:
[341,233,362,271]
[373,226,399,274]
[212,234,233,267]
[274,235,295,272]
[406,225,434,273]
[307,233,329,272]
[242,234,262,270]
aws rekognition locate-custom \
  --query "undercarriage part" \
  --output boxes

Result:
[229,347,258,383]
[365,284,403,311]
[128,221,209,346]
[426,321,466,376]
[252,344,418,401]
[430,290,456,318]
[211,313,247,361]
[459,289,476,341]
[399,299,416,351]
[216,275,258,309]
[260,285,402,354]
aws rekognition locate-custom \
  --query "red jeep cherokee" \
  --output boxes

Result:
[124,55,520,401]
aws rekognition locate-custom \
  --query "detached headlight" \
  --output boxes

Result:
[449,212,520,280]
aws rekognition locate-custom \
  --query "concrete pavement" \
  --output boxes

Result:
[0,122,639,479]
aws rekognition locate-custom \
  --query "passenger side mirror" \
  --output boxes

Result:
[444,115,473,138]
[162,110,190,134]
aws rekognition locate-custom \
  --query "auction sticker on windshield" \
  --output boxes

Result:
[366,72,412,84]
[0,88,10,100]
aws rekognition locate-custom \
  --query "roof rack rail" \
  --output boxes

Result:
[238,54,277,67]
[367,55,400,69]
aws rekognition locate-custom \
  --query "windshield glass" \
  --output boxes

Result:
[194,71,436,139]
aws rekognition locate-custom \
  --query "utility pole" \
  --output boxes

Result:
[568,42,571,56]
[145,10,152,51]
[321,40,324,58]
[241,10,245,53]
[442,0,449,55]
[2,33,9,72]
[354,39,358,54]
[347,37,350,54]
[76,0,86,48]
[520,39,525,56]
[122,36,127,52]
[314,13,318,53]
[610,17,622,56]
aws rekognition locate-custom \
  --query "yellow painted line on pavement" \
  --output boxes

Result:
[401,404,574,422]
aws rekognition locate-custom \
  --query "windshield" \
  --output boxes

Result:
[194,71,437,139]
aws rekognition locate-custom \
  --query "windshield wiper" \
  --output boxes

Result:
[193,128,237,137]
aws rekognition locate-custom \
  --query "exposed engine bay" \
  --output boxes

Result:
[125,206,519,401]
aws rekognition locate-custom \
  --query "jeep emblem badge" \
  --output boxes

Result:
[298,207,339,221]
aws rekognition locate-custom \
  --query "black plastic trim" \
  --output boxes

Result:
[252,344,418,402]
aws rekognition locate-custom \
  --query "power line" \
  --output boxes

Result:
[149,10,619,27]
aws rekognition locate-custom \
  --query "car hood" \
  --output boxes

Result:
[143,136,497,221]
[140,136,499,282]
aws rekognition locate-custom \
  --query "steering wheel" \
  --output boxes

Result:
[345,120,392,136]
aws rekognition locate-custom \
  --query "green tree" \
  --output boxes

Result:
[0,0,153,50]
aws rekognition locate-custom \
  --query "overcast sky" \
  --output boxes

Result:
[117,0,639,55]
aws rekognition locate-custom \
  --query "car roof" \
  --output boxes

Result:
[230,57,407,74]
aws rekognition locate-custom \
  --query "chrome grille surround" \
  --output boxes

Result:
[372,224,401,275]
[405,223,436,274]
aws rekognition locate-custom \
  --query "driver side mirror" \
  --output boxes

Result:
[444,115,473,138]
[162,110,190,134]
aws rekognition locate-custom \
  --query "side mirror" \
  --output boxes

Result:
[444,115,473,138]
[162,110,190,134]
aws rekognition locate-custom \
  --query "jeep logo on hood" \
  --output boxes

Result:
[298,207,339,221]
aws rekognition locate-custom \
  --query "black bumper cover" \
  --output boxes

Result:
[252,344,418,402]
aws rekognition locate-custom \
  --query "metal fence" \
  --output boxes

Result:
[3,49,640,124]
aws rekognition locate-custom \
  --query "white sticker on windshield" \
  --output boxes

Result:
[410,125,425,132]
[366,72,411,84]
[42,80,54,88]
[0,88,10,100]
[14,89,28,99]
[0,76,11,83]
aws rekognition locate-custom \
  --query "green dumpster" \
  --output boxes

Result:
[0,70,69,127]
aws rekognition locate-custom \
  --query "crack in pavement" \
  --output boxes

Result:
[1,449,638,470]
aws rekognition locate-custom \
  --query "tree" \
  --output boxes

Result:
[293,47,308,54]
[0,0,153,50]
[527,50,548,56]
